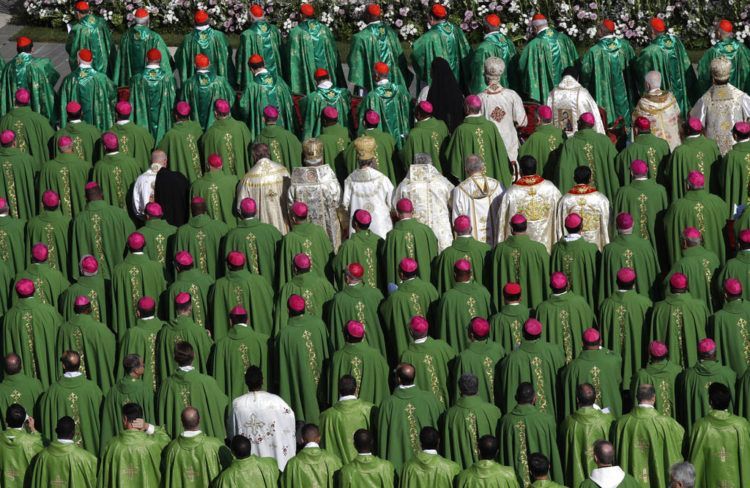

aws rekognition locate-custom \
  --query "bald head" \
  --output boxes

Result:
[594,440,616,467]
[396,363,415,386]
[151,150,167,167]
[61,350,80,372]
[181,407,200,431]
[464,155,485,176]
[645,71,662,91]
[4,353,21,375]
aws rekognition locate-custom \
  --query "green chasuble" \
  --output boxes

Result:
[631,360,682,419]
[113,25,171,86]
[300,86,352,140]
[664,245,719,313]
[65,14,114,75]
[0,52,59,122]
[436,281,492,352]
[52,120,101,163]
[411,21,471,88]
[200,116,252,177]
[401,451,461,488]
[455,460,518,488]
[490,234,550,310]
[56,65,116,132]
[2,296,62,389]
[434,236,491,294]
[344,128,397,183]
[278,221,334,286]
[277,314,331,425]
[97,428,171,488]
[60,274,109,324]
[550,237,601,312]
[211,324,270,399]
[38,153,91,220]
[330,341,390,410]
[721,139,750,215]
[339,454,395,488]
[697,36,750,93]
[14,262,69,309]
[167,268,214,328]
[382,218,439,286]
[156,368,228,439]
[530,480,567,488]
[556,128,619,200]
[677,359,736,436]
[156,316,213,379]
[29,441,97,488]
[379,277,439,360]
[332,228,383,290]
[559,406,615,488]
[615,132,671,186]
[26,209,72,276]
[451,339,506,405]
[718,251,750,304]
[319,124,351,178]
[55,313,115,393]
[613,405,684,488]
[469,31,518,93]
[667,135,722,200]
[174,214,229,278]
[191,170,239,228]
[712,298,750,376]
[236,71,297,140]
[0,373,42,425]
[139,217,177,271]
[99,375,155,449]
[663,190,729,263]
[111,252,166,339]
[599,290,653,389]
[443,394,502,470]
[130,65,176,144]
[92,151,141,209]
[175,26,235,85]
[320,398,373,464]
[179,71,234,131]
[518,124,566,181]
[38,374,103,453]
[281,446,342,488]
[376,386,443,474]
[498,403,563,487]
[357,81,412,151]
[649,292,708,369]
[273,272,335,337]
[400,337,456,410]
[0,260,12,318]
[211,455,279,488]
[116,317,166,394]
[401,117,449,171]
[0,216,26,277]
[235,20,284,87]
[102,120,155,169]
[446,116,512,187]
[327,283,386,355]
[347,21,411,93]
[285,20,345,96]
[0,106,53,167]
[738,368,750,420]
[162,432,232,488]
[560,348,623,418]
[490,304,531,352]
[255,124,302,173]
[0,146,36,221]
[536,291,596,364]
[157,120,204,183]
[687,409,750,488]
[581,36,637,125]
[611,178,669,257]
[0,428,43,487]
[599,234,660,303]
[519,27,579,103]
[222,217,281,286]
[635,34,697,116]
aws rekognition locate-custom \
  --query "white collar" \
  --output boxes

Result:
[116,120,130,125]
[422,449,438,455]
[414,337,427,344]
[195,24,210,31]
[590,466,626,488]
[57,439,75,444]
[304,442,320,448]
[178,366,195,372]
[255,68,268,75]
[537,26,550,34]
[339,395,357,401]
[376,79,389,86]
[564,233,582,242]
[465,113,482,118]
[78,62,92,69]
[234,322,248,327]
[141,316,155,321]
[637,403,655,409]
[318,81,333,89]
[398,384,416,389]
[107,151,120,156]
[686,134,701,139]
[484,31,499,39]
[196,69,209,74]
[507,302,520,306]
[145,63,160,69]
[552,292,567,297]
[131,251,144,255]
[634,176,647,181]
[367,20,380,27]
[181,430,202,437]
[63,371,83,378]
[359,452,373,456]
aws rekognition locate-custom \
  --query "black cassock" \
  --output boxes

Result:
[154,167,190,226]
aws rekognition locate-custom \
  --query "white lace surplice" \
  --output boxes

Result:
[342,167,395,239]
[497,175,562,253]
[288,164,343,250]
[236,158,291,235]
[452,174,504,245]
[546,75,606,137]
[690,83,750,156]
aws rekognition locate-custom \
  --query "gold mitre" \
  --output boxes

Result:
[302,138,324,161]
[354,136,377,160]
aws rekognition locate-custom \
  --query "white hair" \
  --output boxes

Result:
[464,155,485,175]
[669,462,695,488]
[645,71,662,90]
[414,153,432,166]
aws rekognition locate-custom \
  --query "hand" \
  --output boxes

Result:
[131,418,145,430]
[25,416,36,432]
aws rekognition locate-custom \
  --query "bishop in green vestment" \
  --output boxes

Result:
[100,355,155,449]
[281,424,342,488]
[451,318,506,404]
[357,70,411,150]
[0,90,53,168]
[56,50,116,131]
[0,354,43,426]
[284,7,345,95]
[65,5,115,76]
[129,50,176,144]
[0,133,36,222]
[718,233,750,304]
[664,228,719,312]
[339,430,395,487]
[157,104,204,183]
[631,341,682,419]
[211,435,279,488]
[200,101,252,177]
[167,251,213,328]
[332,214,383,290]
[0,37,59,122]
[175,11,235,84]
[319,375,375,464]
[112,11,171,86]
[0,209,25,278]
[635,20,697,115]
[53,102,101,163]
[115,297,164,394]
[157,296,213,379]
[518,108,566,180]
[559,384,616,488]
[667,121,722,200]
[179,55,234,131]
[411,6,471,89]
[615,118,671,185]
[455,438,518,488]
[274,253,335,337]
[174,197,229,278]
[712,279,750,376]
[93,132,141,209]
[401,102,449,171]
[300,72,352,140]
[235,6,283,87]
[550,224,601,313]
[0,404,43,486]
[436,260,492,352]
[721,125,750,216]
[434,220,491,294]
[498,383,564,487]
[443,373,502,470]
[613,384,685,488]
[96,403,170,488]
[38,351,103,454]
[319,112,351,178]
[401,426,461,488]
[60,255,108,325]
[104,100,157,166]
[138,203,177,271]
[27,193,70,279]
[236,58,297,140]
[191,154,238,228]
[469,16,518,93]
[29,416,97,488]
[697,21,750,93]
[519,15,579,103]
[382,204,439,286]
[277,295,331,425]
[156,341,228,439]
[39,140,91,221]
[490,283,531,352]
[278,207,334,286]
[17,241,69,308]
